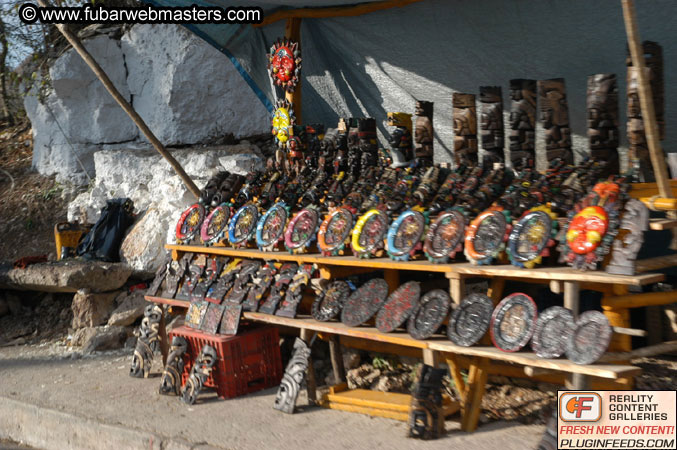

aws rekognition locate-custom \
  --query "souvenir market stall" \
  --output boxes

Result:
[48,0,677,440]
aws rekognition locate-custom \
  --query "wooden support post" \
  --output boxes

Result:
[487,278,505,304]
[422,348,439,367]
[622,0,677,248]
[383,269,400,293]
[448,275,465,305]
[563,281,581,316]
[445,354,466,403]
[300,328,318,405]
[329,335,346,383]
[36,0,200,199]
[284,18,303,124]
[461,357,489,432]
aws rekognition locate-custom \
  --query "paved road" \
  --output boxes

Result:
[0,343,544,450]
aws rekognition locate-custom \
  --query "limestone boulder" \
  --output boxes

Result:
[71,289,119,329]
[73,325,130,354]
[121,24,270,145]
[0,260,132,293]
[107,289,147,327]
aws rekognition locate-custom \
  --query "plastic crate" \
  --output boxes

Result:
[170,322,282,399]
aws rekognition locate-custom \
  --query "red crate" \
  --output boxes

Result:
[169,322,282,399]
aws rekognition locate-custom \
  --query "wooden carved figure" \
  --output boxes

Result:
[274,337,311,414]
[408,364,446,440]
[181,344,218,405]
[414,100,434,165]
[479,86,504,166]
[606,199,649,276]
[387,112,413,168]
[587,74,619,176]
[508,79,537,169]
[627,41,664,181]
[159,336,188,396]
[453,93,478,167]
[358,118,379,169]
[538,78,573,165]
[130,304,163,378]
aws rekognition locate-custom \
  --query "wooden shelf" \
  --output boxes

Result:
[165,244,664,286]
[145,295,639,381]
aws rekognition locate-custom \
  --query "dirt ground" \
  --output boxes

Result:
[0,342,545,450]
[0,120,72,263]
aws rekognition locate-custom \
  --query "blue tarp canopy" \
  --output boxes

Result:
[142,0,677,164]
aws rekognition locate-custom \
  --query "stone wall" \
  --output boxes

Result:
[24,24,271,185]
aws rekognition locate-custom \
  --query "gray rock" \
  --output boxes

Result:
[81,326,129,354]
[4,292,22,316]
[107,290,147,327]
[71,289,119,329]
[0,296,8,317]
[68,145,263,273]
[342,347,362,370]
[0,260,132,293]
[71,327,98,347]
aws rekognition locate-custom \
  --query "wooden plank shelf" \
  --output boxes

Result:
[165,244,664,286]
[144,296,639,380]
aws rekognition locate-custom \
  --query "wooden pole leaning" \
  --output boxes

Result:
[36,0,201,199]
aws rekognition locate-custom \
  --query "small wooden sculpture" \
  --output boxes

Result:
[414,100,434,165]
[479,86,504,167]
[182,344,218,405]
[159,336,188,396]
[274,337,311,414]
[539,78,573,165]
[387,112,413,168]
[408,364,446,439]
[627,41,664,182]
[606,199,649,276]
[130,304,163,378]
[587,74,620,176]
[508,79,537,169]
[453,93,478,167]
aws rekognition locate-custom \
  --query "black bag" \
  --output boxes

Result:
[76,198,135,262]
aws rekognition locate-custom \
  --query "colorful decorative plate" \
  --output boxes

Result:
[256,202,289,251]
[341,278,389,327]
[352,209,389,258]
[317,207,354,256]
[285,207,320,253]
[311,280,351,322]
[507,206,557,268]
[228,203,259,247]
[375,281,421,333]
[566,310,613,365]
[175,203,205,244]
[200,204,231,246]
[447,293,494,347]
[407,289,451,340]
[423,210,466,263]
[386,210,426,261]
[490,293,537,352]
[464,207,510,265]
[531,306,575,359]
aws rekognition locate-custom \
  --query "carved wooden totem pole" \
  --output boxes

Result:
[627,41,664,182]
[479,86,504,167]
[453,93,478,167]
[508,79,536,169]
[539,78,573,166]
[414,100,434,166]
[587,74,620,176]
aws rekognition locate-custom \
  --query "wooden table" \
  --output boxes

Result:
[146,295,641,432]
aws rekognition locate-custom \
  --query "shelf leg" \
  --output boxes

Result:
[300,328,318,405]
[329,334,346,383]
[567,373,590,390]
[461,356,488,432]
[445,354,466,404]
[448,275,465,305]
[423,348,439,367]
[383,269,399,293]
[487,278,505,304]
[563,281,581,316]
